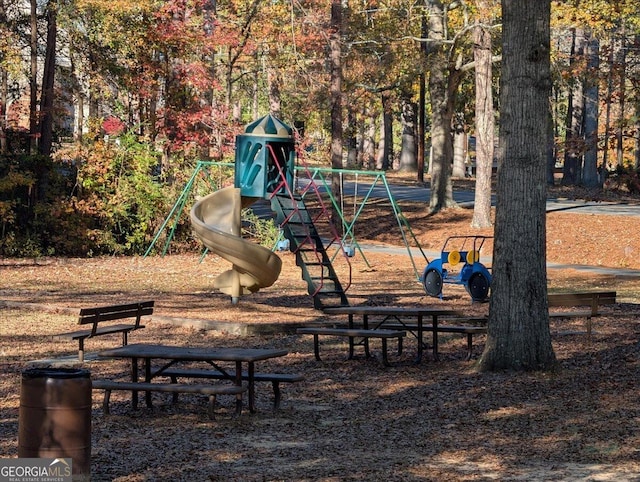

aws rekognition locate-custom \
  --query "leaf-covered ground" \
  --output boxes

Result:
[2,194,640,481]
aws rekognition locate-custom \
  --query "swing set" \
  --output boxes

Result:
[293,166,428,280]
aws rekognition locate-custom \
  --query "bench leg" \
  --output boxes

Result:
[102,389,112,415]
[587,316,592,342]
[78,339,85,363]
[312,334,321,361]
[272,381,281,410]
[466,334,473,361]
[170,376,179,404]
[207,395,217,419]
[381,338,390,366]
[363,338,371,358]
[397,337,403,356]
[348,336,355,359]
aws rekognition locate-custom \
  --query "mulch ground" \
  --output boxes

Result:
[2,247,640,481]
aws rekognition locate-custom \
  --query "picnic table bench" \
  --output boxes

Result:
[381,318,488,360]
[296,327,406,366]
[53,301,153,362]
[91,379,247,419]
[548,290,616,339]
[159,368,304,409]
[321,306,465,363]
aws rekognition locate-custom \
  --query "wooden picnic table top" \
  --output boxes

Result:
[98,343,288,362]
[323,306,465,317]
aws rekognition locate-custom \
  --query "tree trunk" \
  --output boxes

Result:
[471,3,494,228]
[39,0,57,157]
[0,1,7,154]
[582,31,600,188]
[398,96,417,172]
[362,107,377,170]
[452,114,466,178]
[602,36,615,171]
[330,0,343,230]
[615,29,626,169]
[426,0,457,212]
[29,0,38,154]
[477,0,556,372]
[268,67,281,118]
[346,106,357,168]
[376,93,392,170]
[418,72,426,182]
[562,28,585,186]
[0,67,6,154]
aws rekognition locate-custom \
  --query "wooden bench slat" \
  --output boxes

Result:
[54,324,144,340]
[296,327,405,338]
[91,379,246,419]
[79,301,154,320]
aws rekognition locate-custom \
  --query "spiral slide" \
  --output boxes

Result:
[190,186,282,303]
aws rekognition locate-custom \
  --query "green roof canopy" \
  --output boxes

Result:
[244,114,293,138]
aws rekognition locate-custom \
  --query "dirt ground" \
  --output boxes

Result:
[2,182,640,481]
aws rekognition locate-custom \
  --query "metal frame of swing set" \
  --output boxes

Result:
[145,161,429,282]
[293,167,429,281]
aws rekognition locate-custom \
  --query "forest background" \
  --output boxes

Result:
[0,0,640,257]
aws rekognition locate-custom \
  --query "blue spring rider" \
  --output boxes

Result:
[422,235,492,302]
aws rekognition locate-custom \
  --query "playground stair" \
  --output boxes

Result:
[271,193,350,310]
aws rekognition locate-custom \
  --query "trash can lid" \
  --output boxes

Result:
[23,368,90,379]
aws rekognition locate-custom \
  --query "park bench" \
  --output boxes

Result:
[547,290,616,340]
[296,327,406,366]
[54,301,154,362]
[159,368,304,409]
[91,379,247,419]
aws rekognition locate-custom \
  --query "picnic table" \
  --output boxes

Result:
[97,343,289,414]
[323,306,465,362]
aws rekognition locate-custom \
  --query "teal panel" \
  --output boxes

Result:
[235,136,267,197]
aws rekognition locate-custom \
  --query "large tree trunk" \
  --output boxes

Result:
[426,0,457,212]
[477,0,556,372]
[471,2,494,228]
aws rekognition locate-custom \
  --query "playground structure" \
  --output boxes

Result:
[146,114,427,309]
[422,235,492,302]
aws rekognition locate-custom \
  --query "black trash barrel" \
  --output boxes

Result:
[19,368,91,481]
